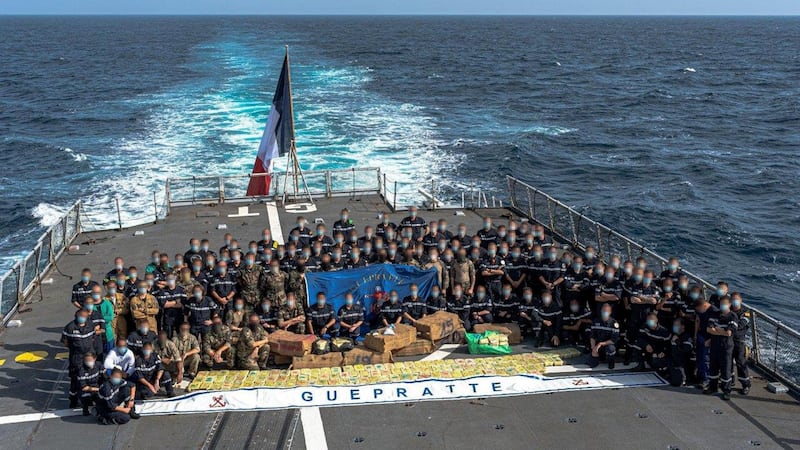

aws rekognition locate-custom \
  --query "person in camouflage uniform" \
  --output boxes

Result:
[237,313,270,370]
[202,313,236,369]
[177,267,198,297]
[287,264,308,307]
[172,322,201,379]
[278,293,306,334]
[237,254,263,310]
[260,261,288,308]
[449,249,476,295]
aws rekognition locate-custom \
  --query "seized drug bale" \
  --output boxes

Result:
[392,338,435,357]
[272,354,293,366]
[342,347,394,365]
[414,311,462,341]
[269,330,317,357]
[291,352,344,370]
[364,323,417,353]
[473,323,522,344]
[435,327,467,345]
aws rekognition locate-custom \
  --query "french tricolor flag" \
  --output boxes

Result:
[247,50,294,196]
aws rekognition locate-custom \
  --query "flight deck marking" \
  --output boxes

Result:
[55,352,69,360]
[300,407,329,450]
[420,344,460,362]
[265,202,285,245]
[0,359,5,366]
[15,351,48,363]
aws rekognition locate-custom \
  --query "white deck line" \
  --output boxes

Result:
[265,202,284,245]
[300,407,328,450]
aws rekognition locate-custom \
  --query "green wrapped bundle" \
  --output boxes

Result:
[466,330,512,355]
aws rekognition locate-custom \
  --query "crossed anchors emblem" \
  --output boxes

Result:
[209,395,227,408]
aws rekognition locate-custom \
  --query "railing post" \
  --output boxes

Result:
[351,167,356,199]
[773,325,780,371]
[164,180,171,217]
[153,191,158,224]
[750,311,760,364]
[382,173,387,200]
[325,171,332,198]
[431,179,436,211]
[393,181,398,212]
[115,197,123,231]
[218,176,225,204]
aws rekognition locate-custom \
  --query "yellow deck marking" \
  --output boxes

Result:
[15,351,48,363]
[55,352,70,360]
[0,359,6,366]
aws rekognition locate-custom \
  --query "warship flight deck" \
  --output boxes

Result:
[0,171,798,449]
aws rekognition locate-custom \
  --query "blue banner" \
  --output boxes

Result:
[304,264,439,319]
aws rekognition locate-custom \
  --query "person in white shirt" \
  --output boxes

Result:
[104,337,135,377]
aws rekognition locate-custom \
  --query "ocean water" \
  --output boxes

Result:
[0,16,798,325]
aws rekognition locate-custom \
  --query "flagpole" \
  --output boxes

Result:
[281,45,314,204]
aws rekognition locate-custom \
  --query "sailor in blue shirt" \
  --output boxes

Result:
[446,287,472,331]
[399,206,426,241]
[632,312,672,371]
[470,285,494,326]
[71,268,99,308]
[494,284,519,324]
[380,291,405,327]
[425,285,447,315]
[77,352,102,416]
[338,293,365,339]
[307,293,337,337]
[704,295,737,400]
[536,290,562,347]
[589,304,620,369]
[668,318,694,387]
[730,292,751,395]
[517,287,540,337]
[133,341,174,399]
[561,298,593,347]
[476,217,499,249]
[96,367,140,425]
[402,284,427,325]
[62,309,97,408]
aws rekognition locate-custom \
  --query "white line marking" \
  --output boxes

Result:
[0,409,80,425]
[300,407,328,450]
[545,363,639,374]
[265,202,284,245]
[420,344,460,362]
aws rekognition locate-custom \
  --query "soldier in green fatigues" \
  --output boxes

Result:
[172,322,201,379]
[237,313,270,370]
[278,293,306,334]
[237,255,263,310]
[260,261,288,307]
[202,313,236,369]
[287,265,308,307]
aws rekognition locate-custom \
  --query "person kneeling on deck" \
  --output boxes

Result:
[494,283,519,324]
[307,292,338,337]
[589,304,620,369]
[96,367,140,425]
[77,352,102,416]
[202,313,236,369]
[237,312,270,370]
[155,329,183,384]
[517,288,540,337]
[338,293,365,339]
[380,291,405,327]
[632,312,671,372]
[278,293,306,334]
[402,284,427,325]
[470,285,493,326]
[133,341,175,399]
[536,290,562,347]
[172,322,201,380]
[561,298,592,348]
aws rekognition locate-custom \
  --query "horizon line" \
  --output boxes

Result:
[1,13,799,17]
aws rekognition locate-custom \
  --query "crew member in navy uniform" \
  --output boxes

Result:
[155,274,186,339]
[289,216,313,248]
[454,223,472,249]
[538,248,565,307]
[479,243,505,300]
[561,298,592,347]
[306,292,338,337]
[422,223,442,253]
[659,257,684,286]
[133,341,174,399]
[589,304,620,369]
[504,246,527,295]
[668,318,694,387]
[656,278,681,328]
[105,257,128,285]
[332,208,355,237]
[517,288,539,337]
[632,312,671,371]
[62,309,97,408]
[71,268,99,308]
[708,281,729,308]
[426,285,447,315]
[694,295,718,389]
[127,318,158,356]
[96,367,139,425]
[470,285,494,326]
[209,261,237,312]
[536,290,562,347]
[310,224,334,253]
[447,286,472,331]
[494,283,520,324]
[185,285,217,338]
[730,292,751,395]
[345,249,368,270]
[256,228,277,256]
[338,293,365,339]
[184,238,203,265]
[561,256,589,309]
[402,284,427,324]
[399,206,426,241]
[77,352,101,416]
[380,291,405,327]
[476,217,498,248]
[375,212,396,238]
[625,269,660,365]
[704,295,737,400]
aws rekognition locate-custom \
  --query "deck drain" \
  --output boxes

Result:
[494,424,505,430]
[749,440,762,447]
[417,432,427,438]
[637,412,649,419]
[353,437,365,444]
[712,409,724,415]
[567,417,578,423]
[404,403,416,408]
[667,446,680,450]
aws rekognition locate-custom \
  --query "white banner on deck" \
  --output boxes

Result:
[138,373,666,416]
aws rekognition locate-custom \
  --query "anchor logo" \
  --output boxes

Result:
[209,395,227,408]
[572,379,589,386]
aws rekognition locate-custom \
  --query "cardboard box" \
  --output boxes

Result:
[273,354,293,366]
[392,338,435,357]
[434,328,466,346]
[342,347,394,365]
[473,323,522,344]
[414,311,462,341]
[364,323,417,353]
[292,352,344,370]
[269,330,318,357]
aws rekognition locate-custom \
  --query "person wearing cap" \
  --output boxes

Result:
[96,367,139,425]
[399,206,426,241]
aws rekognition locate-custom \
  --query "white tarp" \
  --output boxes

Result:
[138,372,665,416]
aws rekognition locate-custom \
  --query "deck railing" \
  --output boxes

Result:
[1,201,81,324]
[506,175,800,393]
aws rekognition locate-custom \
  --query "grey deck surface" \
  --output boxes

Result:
[0,195,797,449]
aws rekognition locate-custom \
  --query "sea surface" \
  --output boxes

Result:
[0,16,798,325]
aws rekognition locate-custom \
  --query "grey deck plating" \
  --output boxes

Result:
[0,195,797,449]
